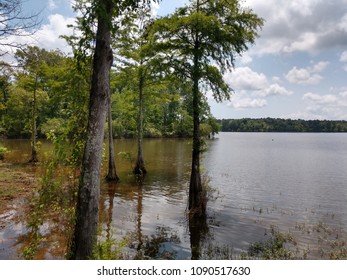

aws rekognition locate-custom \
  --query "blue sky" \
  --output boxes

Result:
[8,0,347,120]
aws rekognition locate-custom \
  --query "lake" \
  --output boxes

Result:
[1,132,347,259]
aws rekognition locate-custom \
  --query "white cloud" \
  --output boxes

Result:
[285,61,329,85]
[312,61,329,72]
[282,32,318,53]
[239,53,253,65]
[286,67,322,84]
[245,0,347,54]
[223,67,293,110]
[225,67,293,96]
[33,14,75,53]
[227,97,267,109]
[1,13,76,59]
[261,83,293,97]
[286,111,322,120]
[225,67,268,91]
[151,1,160,18]
[338,14,347,32]
[340,50,347,71]
[305,107,347,120]
[272,76,281,83]
[303,92,338,104]
[48,0,58,11]
[301,91,347,119]
[340,51,347,62]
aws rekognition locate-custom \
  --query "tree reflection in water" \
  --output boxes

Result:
[106,182,117,242]
[188,214,209,260]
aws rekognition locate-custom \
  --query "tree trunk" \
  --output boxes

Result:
[29,75,38,163]
[134,72,146,176]
[188,71,205,215]
[188,1,205,216]
[69,0,113,260]
[106,100,119,181]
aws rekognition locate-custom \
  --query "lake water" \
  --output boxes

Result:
[1,132,347,259]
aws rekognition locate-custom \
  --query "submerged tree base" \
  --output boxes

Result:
[105,173,120,182]
[133,159,147,179]
[188,175,208,219]
[28,158,39,164]
[28,151,39,163]
[188,196,207,219]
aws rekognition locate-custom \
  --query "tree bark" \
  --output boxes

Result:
[29,75,38,163]
[188,0,205,216]
[134,72,146,176]
[188,65,205,214]
[106,100,119,181]
[69,0,113,260]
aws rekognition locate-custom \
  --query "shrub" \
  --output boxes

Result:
[0,145,8,160]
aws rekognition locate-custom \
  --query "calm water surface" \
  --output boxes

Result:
[1,133,347,259]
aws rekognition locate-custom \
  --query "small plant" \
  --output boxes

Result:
[246,226,297,260]
[0,145,8,160]
[20,157,79,259]
[92,232,127,260]
[204,242,234,260]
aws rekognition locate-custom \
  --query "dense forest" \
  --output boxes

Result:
[219,118,347,133]
[0,47,220,140]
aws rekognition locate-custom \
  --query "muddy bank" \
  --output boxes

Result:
[0,163,37,258]
[0,165,37,222]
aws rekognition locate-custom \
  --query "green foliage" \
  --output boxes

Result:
[220,118,347,133]
[92,232,127,260]
[40,118,66,138]
[66,0,160,70]
[4,86,48,138]
[245,226,296,260]
[109,70,214,138]
[200,116,220,138]
[22,156,79,259]
[2,45,90,140]
[0,145,7,160]
[151,0,264,102]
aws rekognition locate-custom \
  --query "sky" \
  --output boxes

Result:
[3,0,347,120]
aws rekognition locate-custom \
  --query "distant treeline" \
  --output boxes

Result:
[219,118,347,132]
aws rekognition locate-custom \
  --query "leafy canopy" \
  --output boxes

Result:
[151,0,264,102]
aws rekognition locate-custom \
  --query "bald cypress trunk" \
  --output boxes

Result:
[29,75,38,163]
[134,71,146,177]
[69,0,113,260]
[188,0,205,216]
[106,101,119,182]
[188,56,205,215]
